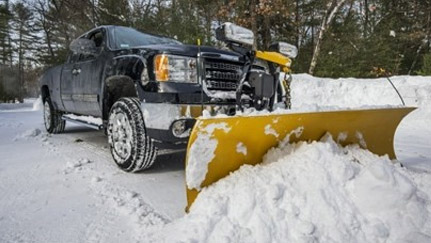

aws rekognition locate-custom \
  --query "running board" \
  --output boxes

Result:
[62,115,104,130]
[157,148,186,156]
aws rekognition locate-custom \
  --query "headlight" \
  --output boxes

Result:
[271,42,298,59]
[216,22,254,46]
[154,54,197,83]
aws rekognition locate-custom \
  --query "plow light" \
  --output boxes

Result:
[271,42,298,59]
[216,22,254,46]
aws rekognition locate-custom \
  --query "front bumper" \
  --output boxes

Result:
[141,102,235,148]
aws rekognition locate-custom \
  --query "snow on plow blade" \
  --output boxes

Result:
[185,107,415,210]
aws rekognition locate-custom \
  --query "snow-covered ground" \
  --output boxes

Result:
[0,100,186,243]
[1,75,431,242]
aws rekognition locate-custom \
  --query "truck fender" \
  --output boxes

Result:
[40,65,63,110]
[102,75,139,121]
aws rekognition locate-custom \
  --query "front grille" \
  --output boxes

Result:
[206,62,240,72]
[204,59,242,91]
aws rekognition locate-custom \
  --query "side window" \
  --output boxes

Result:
[68,52,80,64]
[78,29,105,62]
[91,32,104,49]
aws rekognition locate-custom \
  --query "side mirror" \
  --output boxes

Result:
[69,38,98,56]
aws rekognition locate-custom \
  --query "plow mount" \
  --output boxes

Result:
[185,107,415,210]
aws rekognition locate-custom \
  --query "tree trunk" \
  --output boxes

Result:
[409,37,429,75]
[309,0,348,75]
[311,14,315,51]
[250,0,257,49]
[262,15,271,48]
[18,26,24,101]
[7,35,12,65]
[308,14,327,75]
[295,0,300,48]
[364,0,369,37]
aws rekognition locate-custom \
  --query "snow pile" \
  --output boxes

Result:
[13,128,41,141]
[205,75,431,118]
[291,74,431,109]
[63,158,93,174]
[151,135,431,243]
[0,102,32,111]
[93,183,169,230]
[32,96,43,111]
[186,122,231,190]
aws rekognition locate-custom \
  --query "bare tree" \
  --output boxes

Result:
[308,0,348,75]
[32,0,55,58]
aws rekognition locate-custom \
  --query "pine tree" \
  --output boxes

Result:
[0,0,13,65]
[11,1,37,100]
[98,0,132,26]
[419,53,431,75]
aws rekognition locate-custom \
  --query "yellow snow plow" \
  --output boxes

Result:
[184,23,415,210]
[185,108,415,209]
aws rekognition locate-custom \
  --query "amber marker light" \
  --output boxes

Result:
[154,54,169,81]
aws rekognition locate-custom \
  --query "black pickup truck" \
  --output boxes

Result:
[40,24,296,172]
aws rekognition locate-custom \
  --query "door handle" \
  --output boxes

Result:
[72,68,81,75]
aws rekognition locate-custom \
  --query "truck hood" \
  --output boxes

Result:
[134,44,243,60]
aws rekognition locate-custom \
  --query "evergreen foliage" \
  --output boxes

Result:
[0,0,430,99]
[419,54,431,75]
[0,0,13,65]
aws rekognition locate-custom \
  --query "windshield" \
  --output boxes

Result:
[109,26,182,49]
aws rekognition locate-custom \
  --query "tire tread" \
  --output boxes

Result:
[107,97,157,172]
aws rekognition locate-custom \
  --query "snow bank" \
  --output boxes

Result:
[290,74,431,132]
[13,128,41,140]
[204,74,431,118]
[291,74,431,109]
[0,97,42,111]
[152,135,431,243]
[169,75,431,243]
[0,102,33,111]
[32,96,43,111]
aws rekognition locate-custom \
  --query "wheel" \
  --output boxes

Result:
[107,97,157,172]
[43,97,66,134]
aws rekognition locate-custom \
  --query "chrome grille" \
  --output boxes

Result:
[204,59,242,91]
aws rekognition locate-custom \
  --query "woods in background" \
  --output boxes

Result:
[0,0,430,101]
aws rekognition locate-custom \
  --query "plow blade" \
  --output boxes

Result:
[185,107,415,210]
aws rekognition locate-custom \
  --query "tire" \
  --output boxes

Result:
[43,97,66,134]
[107,97,157,172]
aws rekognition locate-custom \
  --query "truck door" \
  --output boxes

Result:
[72,29,107,117]
[60,53,81,113]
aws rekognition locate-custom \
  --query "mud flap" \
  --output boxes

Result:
[185,107,415,210]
